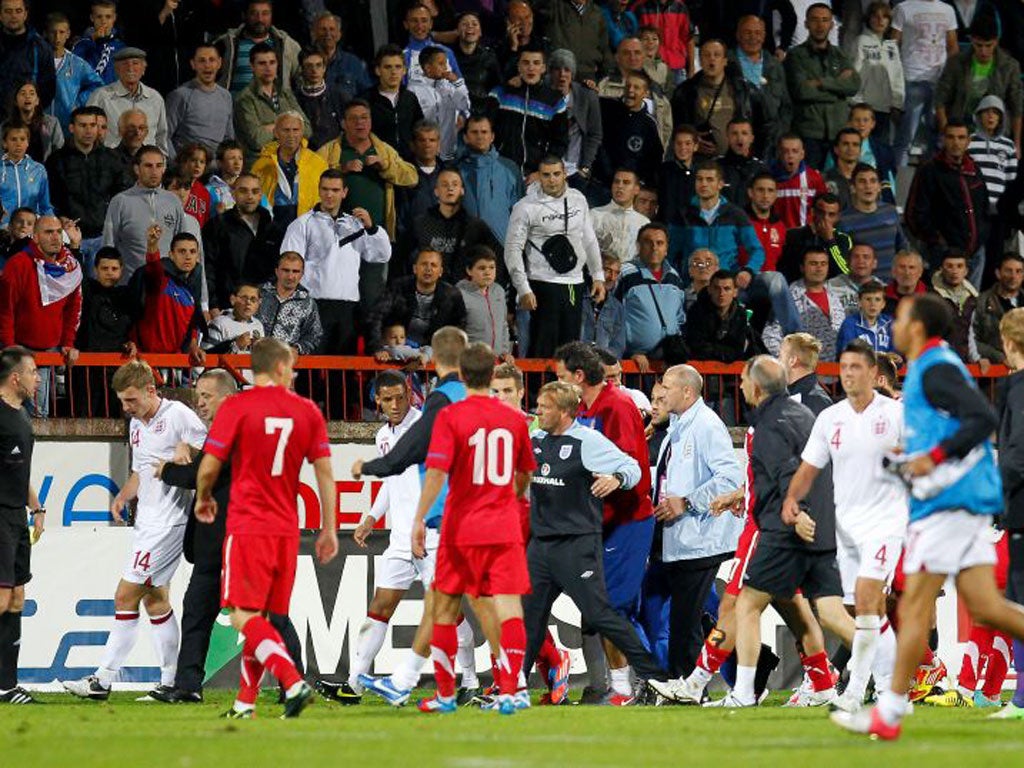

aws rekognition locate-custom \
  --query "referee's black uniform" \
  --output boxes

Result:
[522,422,669,683]
[0,397,33,696]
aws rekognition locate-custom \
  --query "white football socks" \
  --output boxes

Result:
[97,611,140,686]
[871,621,897,693]
[609,666,632,697]
[392,650,429,691]
[148,610,180,687]
[734,665,757,704]
[846,614,882,701]
[348,615,389,691]
[455,617,479,688]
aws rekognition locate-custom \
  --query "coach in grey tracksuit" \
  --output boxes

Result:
[522,382,670,685]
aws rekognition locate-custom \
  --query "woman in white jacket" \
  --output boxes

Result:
[852,2,905,143]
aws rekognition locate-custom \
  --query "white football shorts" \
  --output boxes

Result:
[122,525,185,587]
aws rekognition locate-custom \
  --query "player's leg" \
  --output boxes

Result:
[835,575,888,708]
[491,591,527,702]
[0,585,30,702]
[348,585,405,693]
[520,537,559,686]
[957,623,992,696]
[881,572,946,715]
[730,585,772,705]
[957,564,1024,642]
[979,631,1011,704]
[141,585,180,692]
[426,589,463,708]
[666,561,719,679]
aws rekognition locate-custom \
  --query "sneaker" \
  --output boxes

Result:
[513,689,531,710]
[989,702,1024,719]
[796,687,837,707]
[417,695,457,714]
[656,676,705,705]
[548,649,571,705]
[221,707,255,719]
[136,684,177,702]
[831,706,901,740]
[973,691,1002,708]
[62,676,111,701]
[603,692,635,706]
[359,674,412,707]
[830,690,864,714]
[169,689,203,704]
[315,679,362,705]
[784,675,814,707]
[281,681,315,719]
[702,691,756,708]
[472,693,496,708]
[0,686,38,704]
[909,657,947,702]
[922,688,973,708]
[577,685,609,705]
[456,686,481,706]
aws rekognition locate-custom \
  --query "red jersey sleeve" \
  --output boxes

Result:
[515,415,536,473]
[303,400,331,462]
[204,397,240,461]
[425,407,456,473]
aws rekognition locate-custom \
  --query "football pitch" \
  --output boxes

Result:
[3,691,1024,768]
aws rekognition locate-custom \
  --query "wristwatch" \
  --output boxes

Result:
[30,507,46,516]
[612,471,626,488]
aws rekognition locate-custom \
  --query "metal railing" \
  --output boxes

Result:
[28,352,1012,422]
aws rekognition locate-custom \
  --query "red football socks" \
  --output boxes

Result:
[803,651,833,692]
[698,637,732,674]
[431,623,459,699]
[242,615,301,691]
[237,651,265,705]
[498,618,527,695]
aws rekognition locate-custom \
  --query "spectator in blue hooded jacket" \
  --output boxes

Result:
[44,12,102,139]
[0,121,53,226]
[457,114,524,244]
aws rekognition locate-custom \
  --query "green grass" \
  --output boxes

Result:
[1,690,1022,768]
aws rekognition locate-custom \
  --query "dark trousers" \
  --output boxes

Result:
[522,533,666,681]
[175,566,304,693]
[664,559,721,678]
[315,299,358,354]
[529,281,585,359]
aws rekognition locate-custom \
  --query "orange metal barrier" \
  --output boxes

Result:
[27,352,1012,422]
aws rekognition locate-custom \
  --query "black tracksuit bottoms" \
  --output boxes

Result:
[522,533,666,681]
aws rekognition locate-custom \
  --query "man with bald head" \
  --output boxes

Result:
[251,112,328,228]
[651,364,744,678]
[0,214,83,415]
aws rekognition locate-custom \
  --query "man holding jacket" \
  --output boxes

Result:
[652,365,744,678]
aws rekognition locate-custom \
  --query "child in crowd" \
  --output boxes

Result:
[639,25,671,97]
[408,46,470,161]
[205,282,264,354]
[207,139,246,213]
[375,320,431,364]
[836,280,894,353]
[0,122,53,227]
[457,245,511,359]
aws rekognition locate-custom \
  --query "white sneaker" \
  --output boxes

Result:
[783,675,813,707]
[829,690,863,714]
[657,676,705,705]
[799,687,837,707]
[703,691,756,708]
[62,675,111,701]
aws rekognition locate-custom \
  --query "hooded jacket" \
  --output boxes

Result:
[679,196,765,273]
[255,281,323,355]
[0,27,56,109]
[504,182,603,298]
[0,154,53,224]
[457,278,511,355]
[49,50,103,133]
[76,277,135,352]
[250,140,327,221]
[968,94,1018,212]
[905,149,990,260]
[457,146,525,243]
[212,25,301,92]
[487,80,569,175]
[128,249,203,353]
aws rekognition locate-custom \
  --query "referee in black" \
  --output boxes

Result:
[149,368,303,703]
[0,347,44,704]
[522,381,678,703]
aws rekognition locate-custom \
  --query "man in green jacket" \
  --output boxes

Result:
[534,0,614,85]
[233,43,310,164]
[783,3,860,170]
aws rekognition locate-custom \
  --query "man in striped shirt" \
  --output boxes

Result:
[969,95,1018,275]
[839,164,907,282]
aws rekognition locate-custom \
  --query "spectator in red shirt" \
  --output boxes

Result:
[771,133,827,230]
[128,225,205,365]
[745,171,785,272]
[0,214,82,415]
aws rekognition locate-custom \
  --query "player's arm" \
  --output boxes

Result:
[913,363,999,474]
[411,467,447,558]
[312,456,339,564]
[159,452,199,490]
[27,483,44,541]
[514,470,531,499]
[355,482,388,548]
[782,461,821,525]
[194,453,224,523]
[359,392,449,478]
[111,471,140,524]
[580,428,640,498]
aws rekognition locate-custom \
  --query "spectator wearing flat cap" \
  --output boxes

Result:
[87,46,170,155]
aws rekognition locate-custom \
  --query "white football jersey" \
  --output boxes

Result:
[370,407,430,555]
[801,393,908,542]
[129,398,208,530]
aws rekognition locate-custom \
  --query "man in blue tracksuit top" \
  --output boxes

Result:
[835,294,1024,741]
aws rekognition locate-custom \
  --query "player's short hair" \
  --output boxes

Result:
[374,369,407,392]
[460,342,497,389]
[418,45,446,68]
[833,126,862,146]
[893,249,924,269]
[673,124,699,142]
[465,244,497,269]
[133,145,165,165]
[781,332,822,370]
[554,341,604,386]
[907,293,954,339]
[851,162,879,183]
[412,118,441,139]
[197,368,239,396]
[491,362,523,391]
[278,251,304,267]
[0,345,33,384]
[876,352,900,391]
[748,171,776,188]
[431,326,469,369]
[374,43,404,68]
[746,355,787,396]
[840,339,877,368]
[538,381,580,414]
[710,269,737,286]
[2,120,28,140]
[664,364,703,393]
[814,192,842,209]
[171,232,199,250]
[998,252,1024,270]
[250,337,294,376]
[111,360,155,393]
[1000,308,1024,355]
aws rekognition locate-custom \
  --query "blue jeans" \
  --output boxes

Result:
[969,244,987,291]
[745,271,801,335]
[894,80,935,167]
[27,348,58,417]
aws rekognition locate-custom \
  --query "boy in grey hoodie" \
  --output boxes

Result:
[457,244,511,358]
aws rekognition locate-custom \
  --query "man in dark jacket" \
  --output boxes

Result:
[487,45,569,178]
[548,49,602,193]
[533,0,615,84]
[720,118,768,207]
[294,48,349,151]
[201,173,280,309]
[778,193,853,283]
[714,355,848,707]
[974,253,1024,365]
[780,331,833,416]
[686,270,755,363]
[0,0,56,109]
[149,369,302,703]
[597,71,663,186]
[361,44,423,162]
[906,120,991,288]
[729,14,791,157]
[367,249,467,354]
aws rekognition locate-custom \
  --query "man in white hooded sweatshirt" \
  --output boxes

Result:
[505,155,604,358]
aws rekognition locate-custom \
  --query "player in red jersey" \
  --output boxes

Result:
[412,343,536,715]
[195,338,339,719]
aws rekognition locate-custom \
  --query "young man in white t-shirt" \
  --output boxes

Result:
[63,361,207,701]
[891,0,959,165]
[782,340,907,712]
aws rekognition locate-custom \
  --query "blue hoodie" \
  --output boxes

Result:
[49,50,104,136]
[71,29,126,85]
[0,154,53,225]
[457,146,524,243]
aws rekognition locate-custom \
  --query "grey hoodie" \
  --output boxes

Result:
[457,279,510,355]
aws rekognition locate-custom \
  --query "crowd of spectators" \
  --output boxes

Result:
[0,0,1022,418]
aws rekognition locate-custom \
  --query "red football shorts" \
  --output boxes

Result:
[726,516,760,597]
[433,541,531,598]
[221,533,299,615]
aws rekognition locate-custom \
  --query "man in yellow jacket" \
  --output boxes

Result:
[251,112,328,230]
